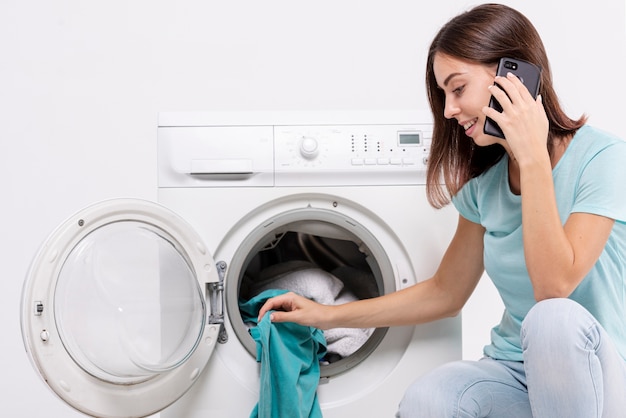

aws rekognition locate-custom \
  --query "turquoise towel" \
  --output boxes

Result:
[239,289,327,418]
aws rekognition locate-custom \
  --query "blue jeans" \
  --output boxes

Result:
[396,299,626,417]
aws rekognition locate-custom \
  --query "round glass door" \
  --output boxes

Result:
[21,199,220,418]
[55,220,205,383]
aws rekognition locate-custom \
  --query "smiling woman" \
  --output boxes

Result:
[397,3,626,417]
[424,4,586,208]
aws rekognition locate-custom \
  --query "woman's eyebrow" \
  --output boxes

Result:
[443,72,464,87]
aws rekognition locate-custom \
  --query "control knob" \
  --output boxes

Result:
[299,136,319,160]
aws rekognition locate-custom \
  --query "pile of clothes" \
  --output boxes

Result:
[248,260,375,360]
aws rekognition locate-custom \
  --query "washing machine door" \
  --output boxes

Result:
[21,199,222,418]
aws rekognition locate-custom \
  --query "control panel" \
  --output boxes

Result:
[274,124,432,186]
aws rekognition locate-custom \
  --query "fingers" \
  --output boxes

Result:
[482,72,543,138]
[492,72,533,106]
[254,292,331,329]
[482,84,510,132]
[257,296,280,322]
[256,292,296,322]
[266,310,292,323]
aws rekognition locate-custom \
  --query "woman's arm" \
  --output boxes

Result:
[518,153,614,299]
[257,215,486,329]
[485,74,615,301]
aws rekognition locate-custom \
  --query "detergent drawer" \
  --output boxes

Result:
[158,126,274,188]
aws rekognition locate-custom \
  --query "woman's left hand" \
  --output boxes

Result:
[482,72,549,165]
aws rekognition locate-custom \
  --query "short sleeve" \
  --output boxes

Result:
[572,140,626,224]
[452,179,481,224]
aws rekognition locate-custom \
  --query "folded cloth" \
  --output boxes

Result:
[240,289,327,418]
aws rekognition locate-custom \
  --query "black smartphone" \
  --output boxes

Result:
[483,57,542,139]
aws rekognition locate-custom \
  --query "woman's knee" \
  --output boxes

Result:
[521,298,596,356]
[524,298,587,324]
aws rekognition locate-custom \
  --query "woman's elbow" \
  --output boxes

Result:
[532,282,575,302]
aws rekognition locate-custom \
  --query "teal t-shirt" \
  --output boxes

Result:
[453,125,626,361]
[239,289,327,418]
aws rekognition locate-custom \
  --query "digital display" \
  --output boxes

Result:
[398,132,421,145]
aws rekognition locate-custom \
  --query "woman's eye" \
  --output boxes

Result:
[453,85,465,96]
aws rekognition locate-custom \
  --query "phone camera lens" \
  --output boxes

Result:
[504,61,518,70]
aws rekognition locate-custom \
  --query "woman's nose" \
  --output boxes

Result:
[443,98,460,120]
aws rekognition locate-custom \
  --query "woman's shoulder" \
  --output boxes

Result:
[573,125,625,149]
[564,125,625,164]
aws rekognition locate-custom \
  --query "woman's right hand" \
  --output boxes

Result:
[257,292,333,329]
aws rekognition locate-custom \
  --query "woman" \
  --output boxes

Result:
[258,4,626,416]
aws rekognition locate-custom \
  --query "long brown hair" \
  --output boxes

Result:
[425,3,586,208]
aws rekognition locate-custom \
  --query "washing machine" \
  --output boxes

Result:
[21,110,461,418]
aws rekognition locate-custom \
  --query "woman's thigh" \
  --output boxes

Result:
[397,358,532,418]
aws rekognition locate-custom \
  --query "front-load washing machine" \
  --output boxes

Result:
[21,111,461,417]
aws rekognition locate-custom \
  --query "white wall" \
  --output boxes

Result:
[1,1,624,416]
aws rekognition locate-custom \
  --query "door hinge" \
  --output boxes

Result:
[208,260,228,344]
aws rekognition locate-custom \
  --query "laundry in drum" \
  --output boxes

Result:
[249,265,374,360]
[239,230,379,362]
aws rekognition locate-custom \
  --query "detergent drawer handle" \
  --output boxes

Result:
[189,159,254,175]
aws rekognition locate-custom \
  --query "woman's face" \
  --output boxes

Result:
[433,52,500,147]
